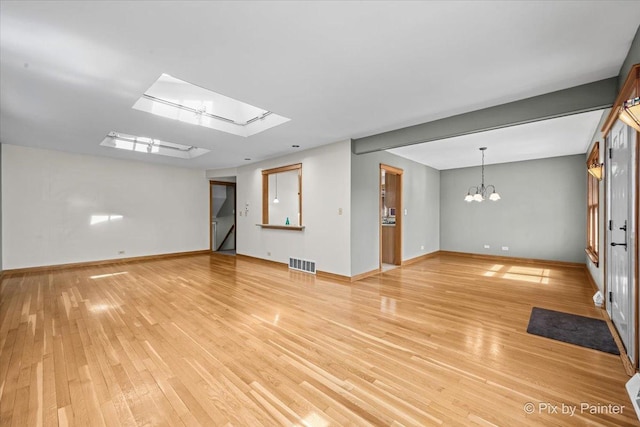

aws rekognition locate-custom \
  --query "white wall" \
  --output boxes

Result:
[234,140,351,277]
[440,155,586,263]
[206,167,237,182]
[3,144,209,269]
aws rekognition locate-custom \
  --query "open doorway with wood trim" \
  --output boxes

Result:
[210,181,236,255]
[380,164,403,271]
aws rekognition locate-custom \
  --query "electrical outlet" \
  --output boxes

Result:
[118,250,125,255]
[239,211,243,217]
[420,245,424,250]
[484,245,490,249]
[501,246,509,251]
[267,251,271,256]
[338,208,343,215]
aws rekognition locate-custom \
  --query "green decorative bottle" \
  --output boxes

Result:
[285,217,290,225]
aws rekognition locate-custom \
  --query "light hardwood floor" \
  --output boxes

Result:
[0,253,637,426]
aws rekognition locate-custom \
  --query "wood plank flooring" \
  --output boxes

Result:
[0,253,637,426]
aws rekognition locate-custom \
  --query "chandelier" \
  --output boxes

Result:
[464,147,501,202]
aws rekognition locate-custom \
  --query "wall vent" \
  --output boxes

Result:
[289,257,316,274]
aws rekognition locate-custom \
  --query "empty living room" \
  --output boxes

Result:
[1,2,640,426]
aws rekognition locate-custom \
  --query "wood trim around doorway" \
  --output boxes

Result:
[210,181,237,252]
[380,164,403,268]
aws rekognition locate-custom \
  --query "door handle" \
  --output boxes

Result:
[611,242,627,249]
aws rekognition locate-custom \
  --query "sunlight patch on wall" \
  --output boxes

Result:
[90,214,123,225]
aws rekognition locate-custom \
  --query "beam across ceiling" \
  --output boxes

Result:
[352,77,618,155]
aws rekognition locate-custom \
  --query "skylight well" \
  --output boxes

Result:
[100,132,209,159]
[132,74,290,137]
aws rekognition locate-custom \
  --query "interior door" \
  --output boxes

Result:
[607,120,636,360]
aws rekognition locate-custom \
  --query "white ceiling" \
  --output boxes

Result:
[388,109,606,170]
[1,1,639,170]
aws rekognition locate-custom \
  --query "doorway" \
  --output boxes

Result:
[210,181,236,254]
[606,120,637,364]
[380,164,403,270]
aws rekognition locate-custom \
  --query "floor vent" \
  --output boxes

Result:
[289,257,316,274]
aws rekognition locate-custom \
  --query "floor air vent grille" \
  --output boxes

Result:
[289,257,316,274]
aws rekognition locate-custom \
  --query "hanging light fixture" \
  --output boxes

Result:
[464,147,501,203]
[273,174,279,204]
[619,96,640,133]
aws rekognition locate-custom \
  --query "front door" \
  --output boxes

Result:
[607,120,636,361]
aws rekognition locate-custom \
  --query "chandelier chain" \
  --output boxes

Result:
[481,149,485,188]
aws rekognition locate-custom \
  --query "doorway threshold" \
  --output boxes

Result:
[215,250,236,256]
[381,263,399,272]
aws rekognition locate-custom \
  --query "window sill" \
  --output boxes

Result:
[585,248,599,267]
[256,224,305,231]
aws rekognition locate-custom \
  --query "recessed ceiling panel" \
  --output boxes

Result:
[100,131,209,159]
[132,74,290,137]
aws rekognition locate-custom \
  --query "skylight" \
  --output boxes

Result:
[132,73,290,137]
[100,132,209,159]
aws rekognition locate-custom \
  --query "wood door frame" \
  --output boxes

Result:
[379,164,403,268]
[210,181,237,252]
[632,67,640,370]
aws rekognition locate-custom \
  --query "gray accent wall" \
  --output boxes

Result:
[352,79,616,154]
[619,24,640,91]
[351,150,440,276]
[440,155,586,263]
[0,143,2,272]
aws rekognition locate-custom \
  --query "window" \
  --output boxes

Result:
[260,163,303,230]
[586,142,599,265]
